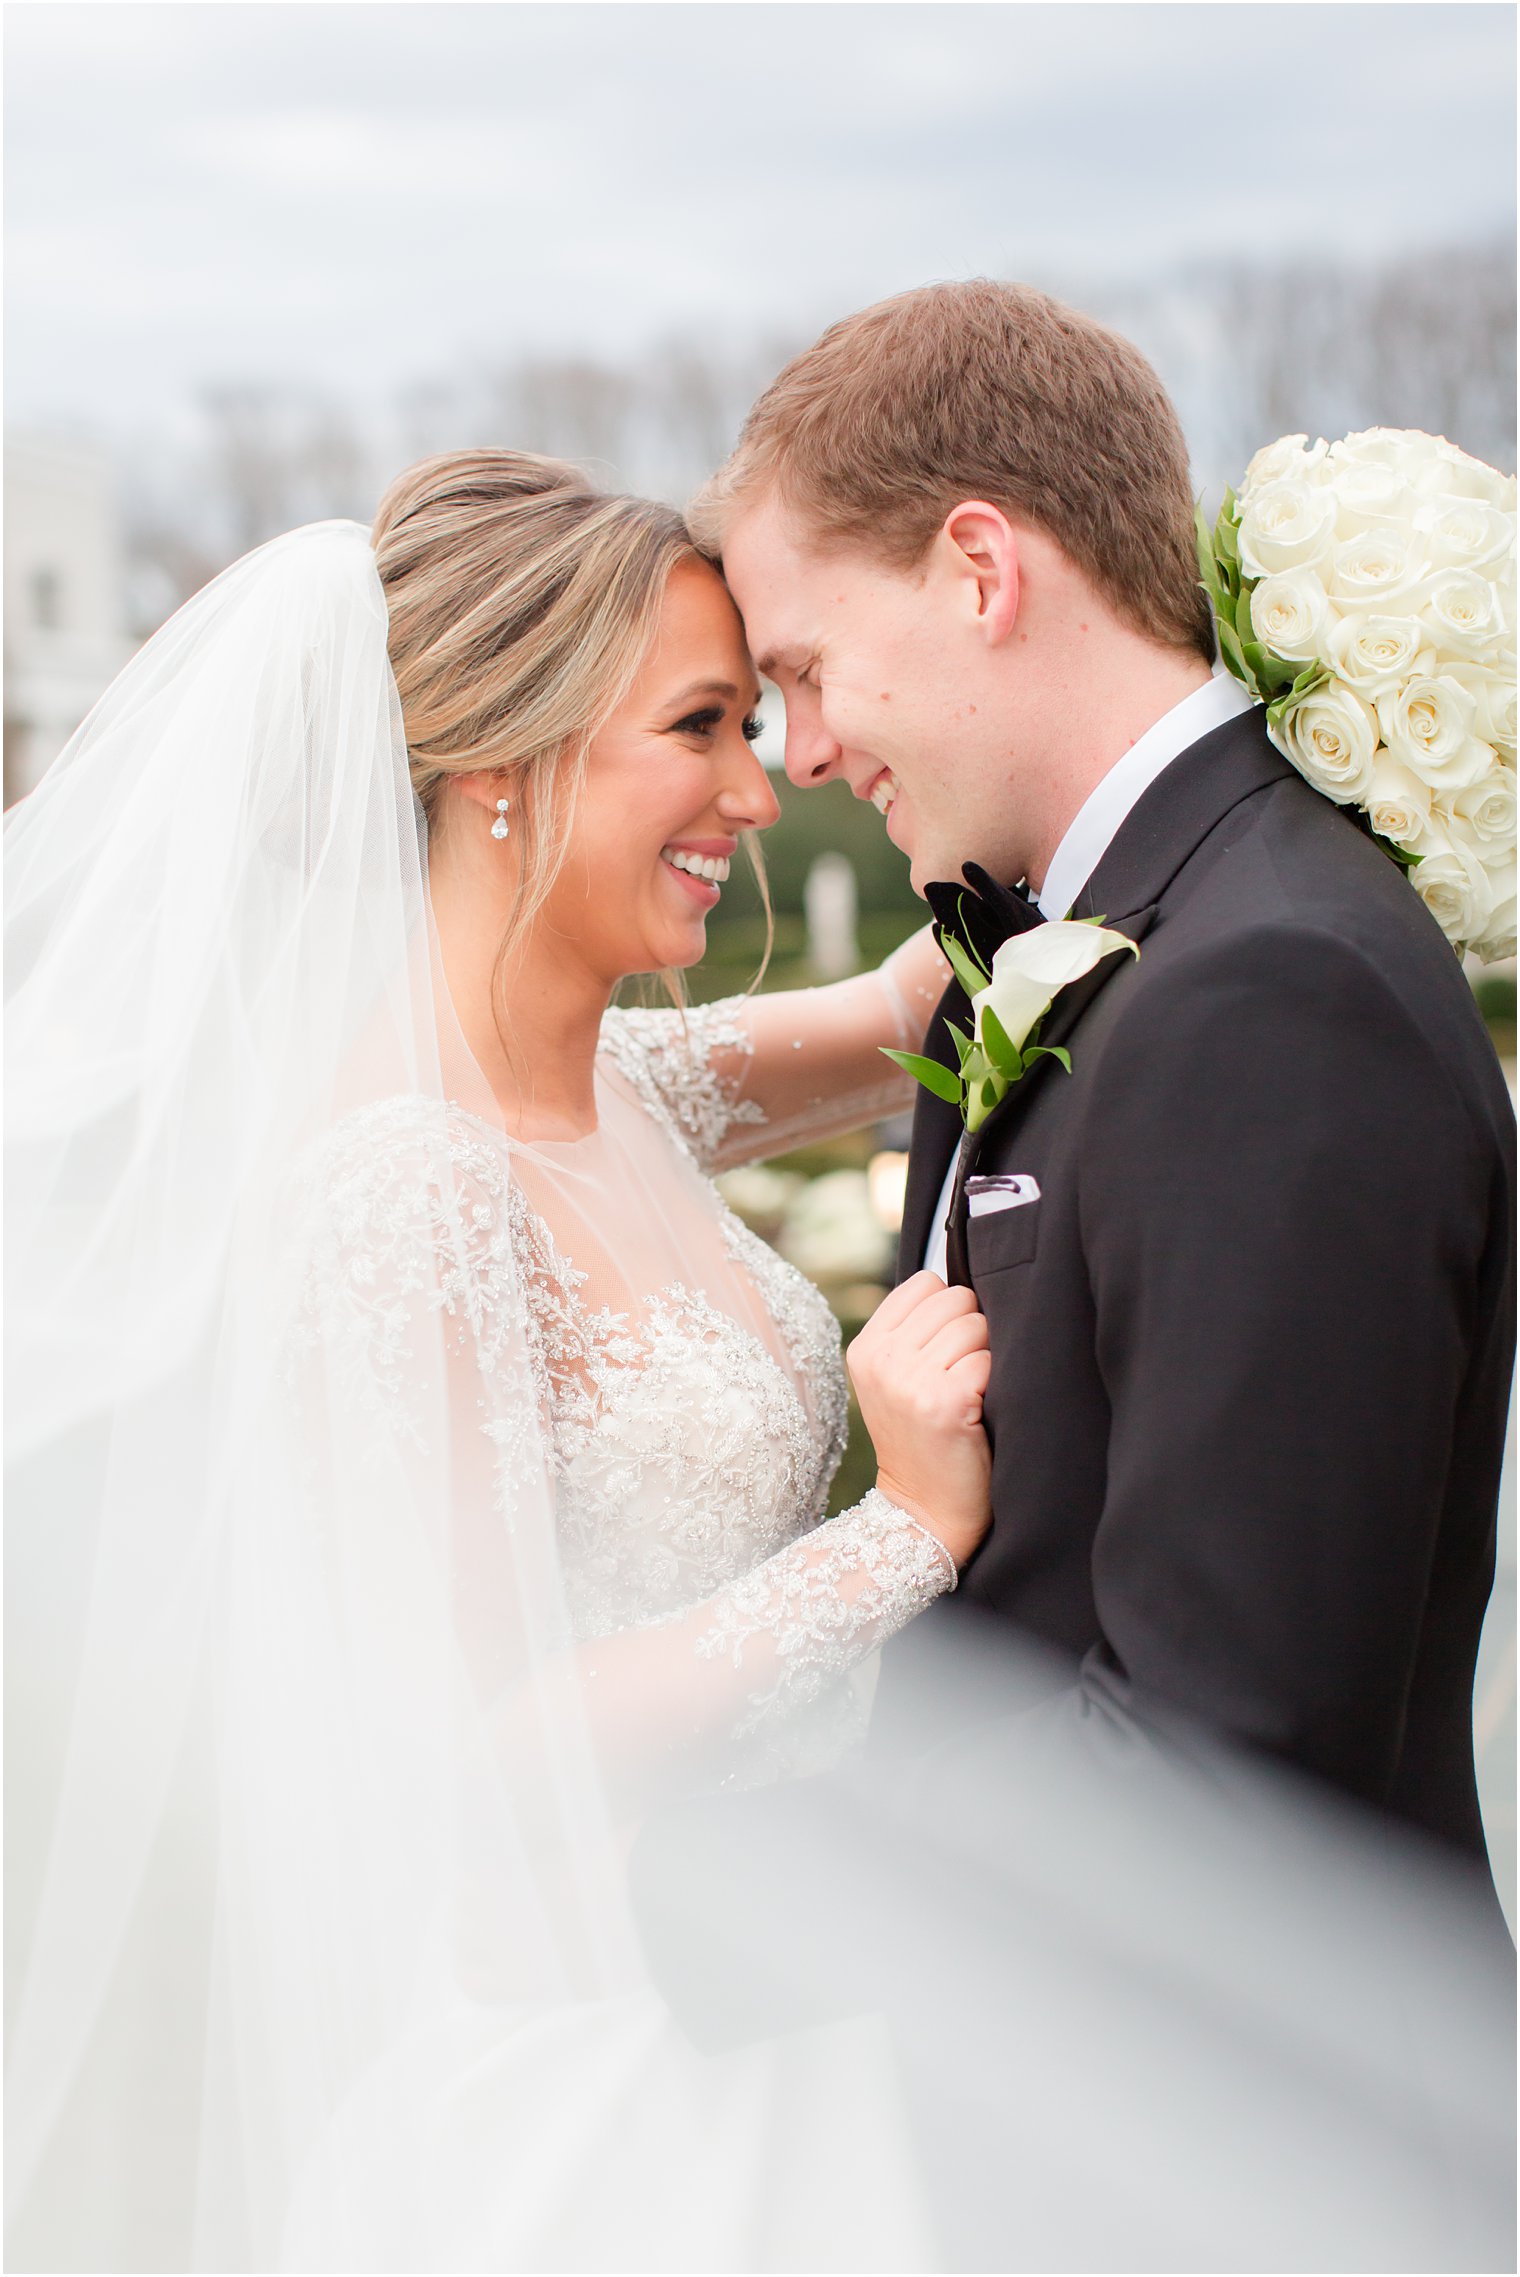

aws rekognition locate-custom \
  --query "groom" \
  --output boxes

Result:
[632,283,1514,1977]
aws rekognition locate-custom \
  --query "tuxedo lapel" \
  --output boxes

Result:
[904,710,1289,1287]
[895,976,969,1281]
[941,711,1292,1285]
[898,868,1044,1283]
[1072,708,1293,922]
[942,905,1156,1285]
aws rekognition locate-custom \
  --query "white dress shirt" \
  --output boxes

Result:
[920,673,1256,1279]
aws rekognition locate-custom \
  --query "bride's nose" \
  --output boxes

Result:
[716,746,782,835]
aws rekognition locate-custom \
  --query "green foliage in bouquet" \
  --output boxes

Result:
[1194,494,1330,737]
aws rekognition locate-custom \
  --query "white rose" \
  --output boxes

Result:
[1271,683,1379,805]
[1450,761,1518,849]
[1428,438,1514,508]
[1326,459,1417,540]
[1364,754,1434,850]
[1416,566,1507,660]
[1470,886,1517,964]
[1325,612,1432,694]
[1241,434,1327,496]
[1328,525,1425,609]
[1415,497,1515,575]
[1249,568,1330,664]
[1443,662,1519,756]
[1411,821,1495,949]
[1328,428,1441,474]
[1376,674,1492,788]
[973,920,1137,1059]
[1237,479,1338,577]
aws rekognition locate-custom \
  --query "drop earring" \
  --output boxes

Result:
[490,797,511,841]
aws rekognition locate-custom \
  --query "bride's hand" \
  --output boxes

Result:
[846,1271,992,1570]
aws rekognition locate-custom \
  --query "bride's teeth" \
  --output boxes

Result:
[661,848,730,883]
[869,773,898,817]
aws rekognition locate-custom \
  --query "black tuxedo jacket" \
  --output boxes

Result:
[629,707,1515,2086]
[882,706,1513,1865]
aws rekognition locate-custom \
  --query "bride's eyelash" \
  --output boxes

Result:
[670,707,764,743]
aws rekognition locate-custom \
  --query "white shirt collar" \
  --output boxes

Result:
[1035,674,1257,922]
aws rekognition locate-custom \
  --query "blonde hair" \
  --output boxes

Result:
[372,449,701,961]
[692,279,1215,664]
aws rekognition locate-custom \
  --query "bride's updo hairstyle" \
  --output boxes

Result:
[372,448,699,953]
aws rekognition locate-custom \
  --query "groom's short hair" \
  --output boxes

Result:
[693,279,1216,664]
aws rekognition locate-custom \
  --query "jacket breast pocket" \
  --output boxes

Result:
[968,1198,1040,1279]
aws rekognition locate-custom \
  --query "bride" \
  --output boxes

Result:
[5,450,990,2269]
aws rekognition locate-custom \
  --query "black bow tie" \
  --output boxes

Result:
[923,862,1043,981]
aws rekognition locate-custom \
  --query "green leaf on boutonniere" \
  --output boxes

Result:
[939,927,992,1002]
[979,1004,1025,1079]
[1024,1044,1073,1074]
[881,1048,963,1104]
[948,1022,977,1071]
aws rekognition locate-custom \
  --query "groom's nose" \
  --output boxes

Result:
[783,705,844,788]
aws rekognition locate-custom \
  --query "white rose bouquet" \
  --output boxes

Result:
[1196,428,1517,961]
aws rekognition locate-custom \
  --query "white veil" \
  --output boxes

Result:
[7,521,1513,2274]
[5,523,631,2267]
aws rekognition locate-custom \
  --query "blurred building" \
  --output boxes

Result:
[4,434,135,808]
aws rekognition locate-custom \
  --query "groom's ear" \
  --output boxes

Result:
[936,502,1021,647]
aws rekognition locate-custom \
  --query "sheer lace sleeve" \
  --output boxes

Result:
[686,1487,956,1729]
[566,1490,955,1804]
[601,925,951,1172]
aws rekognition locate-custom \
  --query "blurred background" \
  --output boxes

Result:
[5,0,1514,1906]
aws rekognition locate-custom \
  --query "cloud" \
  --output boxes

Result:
[5,2,1514,434]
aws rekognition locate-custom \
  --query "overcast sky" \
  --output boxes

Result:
[6,1,1515,441]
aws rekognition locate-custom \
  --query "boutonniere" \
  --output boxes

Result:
[883,912,1140,1133]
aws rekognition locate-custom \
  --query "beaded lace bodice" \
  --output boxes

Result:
[292,994,954,1784]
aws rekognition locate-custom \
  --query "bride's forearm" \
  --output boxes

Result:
[710,925,951,1168]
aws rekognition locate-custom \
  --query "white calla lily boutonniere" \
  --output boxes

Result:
[884,914,1140,1133]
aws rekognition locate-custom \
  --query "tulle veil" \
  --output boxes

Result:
[5,523,650,2265]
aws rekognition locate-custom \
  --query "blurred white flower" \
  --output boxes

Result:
[1250,568,1330,663]
[716,1164,804,1235]
[777,1170,893,1284]
[1238,479,1338,576]
[1272,684,1379,804]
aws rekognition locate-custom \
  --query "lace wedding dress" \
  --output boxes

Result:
[293,993,954,1808]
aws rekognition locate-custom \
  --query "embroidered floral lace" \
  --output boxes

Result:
[291,990,955,1791]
